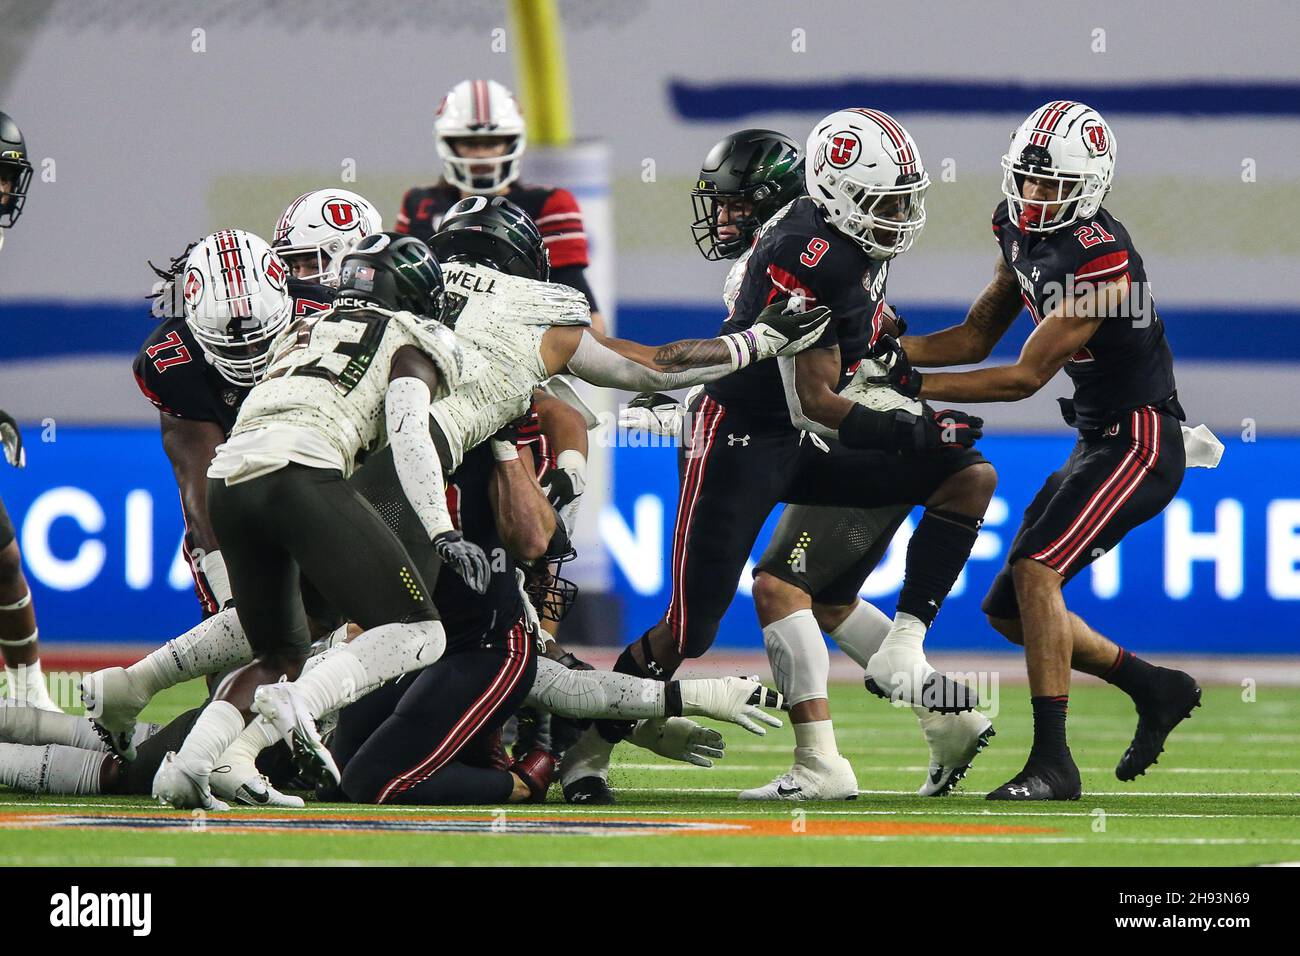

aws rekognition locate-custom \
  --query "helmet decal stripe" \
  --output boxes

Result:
[850,107,917,174]
[473,79,489,127]
[1031,100,1077,146]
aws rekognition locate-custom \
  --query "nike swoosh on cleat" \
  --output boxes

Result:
[776,784,802,797]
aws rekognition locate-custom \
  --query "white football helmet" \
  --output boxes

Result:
[272,189,382,285]
[434,79,526,194]
[806,108,929,260]
[181,229,293,387]
[1002,101,1115,233]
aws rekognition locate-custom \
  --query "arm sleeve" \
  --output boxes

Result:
[565,329,735,391]
[537,188,589,269]
[776,356,838,439]
[550,264,599,312]
[386,376,453,540]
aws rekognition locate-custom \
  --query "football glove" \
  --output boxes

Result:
[869,335,923,397]
[0,409,25,468]
[912,406,983,451]
[619,391,686,437]
[434,530,491,594]
[748,297,833,361]
[629,716,726,768]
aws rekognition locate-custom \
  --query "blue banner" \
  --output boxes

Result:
[1,426,1296,654]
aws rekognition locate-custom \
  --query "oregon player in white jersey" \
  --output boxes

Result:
[150,230,472,810]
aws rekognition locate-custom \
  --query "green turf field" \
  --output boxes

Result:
[1,680,1297,866]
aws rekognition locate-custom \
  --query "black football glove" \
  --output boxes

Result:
[433,530,491,594]
[909,406,983,451]
[0,409,25,469]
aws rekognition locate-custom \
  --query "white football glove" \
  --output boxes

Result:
[630,716,726,768]
[677,676,785,736]
[619,392,686,437]
[0,410,25,469]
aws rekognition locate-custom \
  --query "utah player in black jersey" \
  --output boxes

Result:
[396,78,602,328]
[888,102,1201,800]
[565,109,998,803]
[134,240,336,617]
[0,110,61,711]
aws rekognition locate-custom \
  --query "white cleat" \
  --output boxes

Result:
[152,751,230,811]
[864,642,978,714]
[915,709,996,796]
[738,750,858,801]
[678,675,785,735]
[80,667,149,760]
[211,762,305,809]
[253,683,340,786]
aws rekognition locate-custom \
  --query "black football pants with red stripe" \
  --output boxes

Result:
[663,395,986,661]
[334,620,535,805]
[982,405,1185,618]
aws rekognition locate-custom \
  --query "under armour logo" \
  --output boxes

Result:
[727,434,751,446]
[1031,266,1041,282]
[1009,785,1031,797]
[647,660,664,677]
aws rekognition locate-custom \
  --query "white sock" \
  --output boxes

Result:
[0,700,103,749]
[558,725,616,787]
[127,607,252,698]
[827,600,893,669]
[4,659,59,710]
[793,719,839,758]
[223,715,283,768]
[0,742,104,794]
[762,609,830,707]
[293,620,444,719]
[174,700,245,775]
[882,611,928,652]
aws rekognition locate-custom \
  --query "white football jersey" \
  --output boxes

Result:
[430,261,590,469]
[219,304,464,478]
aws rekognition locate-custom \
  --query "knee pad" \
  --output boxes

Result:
[762,609,830,707]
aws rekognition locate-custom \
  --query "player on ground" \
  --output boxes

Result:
[564,109,997,804]
[635,128,993,797]
[0,110,61,712]
[883,102,1200,800]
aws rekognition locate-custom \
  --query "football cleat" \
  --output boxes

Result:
[864,643,978,714]
[916,709,995,797]
[562,774,615,805]
[986,756,1081,801]
[253,683,341,787]
[510,747,558,803]
[211,760,305,809]
[1116,670,1202,781]
[80,667,149,760]
[152,751,230,811]
[738,750,859,801]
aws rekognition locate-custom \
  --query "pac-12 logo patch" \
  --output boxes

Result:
[827,131,862,168]
[1082,121,1108,156]
[323,199,360,230]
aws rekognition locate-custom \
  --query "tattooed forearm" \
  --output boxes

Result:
[902,258,1022,367]
[653,338,733,371]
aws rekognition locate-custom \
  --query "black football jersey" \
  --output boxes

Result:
[435,442,524,651]
[992,202,1179,429]
[704,196,891,427]
[133,278,335,434]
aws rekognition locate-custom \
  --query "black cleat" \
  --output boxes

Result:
[562,775,616,805]
[986,756,1082,801]
[1116,670,1202,781]
[864,671,979,714]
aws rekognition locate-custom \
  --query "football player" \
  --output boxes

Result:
[0,110,60,712]
[146,229,471,810]
[565,109,998,804]
[132,188,364,616]
[883,102,1200,800]
[631,129,993,798]
[396,78,602,329]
